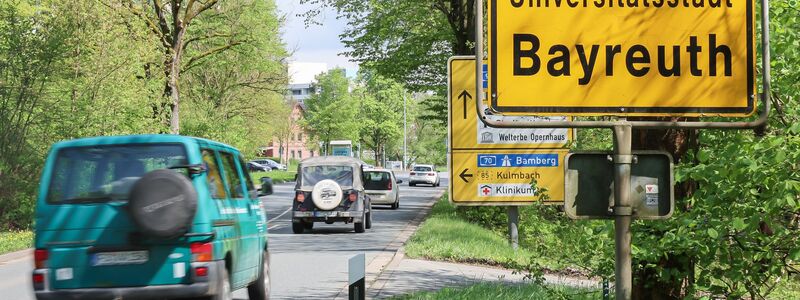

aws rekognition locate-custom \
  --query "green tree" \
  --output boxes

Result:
[355,74,405,166]
[301,0,475,124]
[302,69,359,152]
[120,0,249,133]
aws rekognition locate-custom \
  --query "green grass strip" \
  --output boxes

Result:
[0,230,33,255]
[250,170,297,185]
[390,282,602,300]
[405,194,537,267]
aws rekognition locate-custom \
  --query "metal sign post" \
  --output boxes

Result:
[612,123,633,299]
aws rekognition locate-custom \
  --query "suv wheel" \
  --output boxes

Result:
[391,196,399,209]
[303,222,314,230]
[354,211,366,233]
[292,221,305,234]
[247,251,270,300]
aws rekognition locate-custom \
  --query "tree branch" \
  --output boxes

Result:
[120,1,170,48]
[185,0,218,25]
[152,0,174,45]
[182,33,233,51]
[182,41,244,72]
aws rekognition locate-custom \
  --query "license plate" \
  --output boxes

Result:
[314,211,336,217]
[92,251,149,266]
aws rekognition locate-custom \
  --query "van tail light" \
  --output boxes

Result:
[428,173,435,176]
[190,242,213,262]
[295,192,306,202]
[387,180,392,190]
[409,172,415,176]
[34,249,48,269]
[195,266,209,277]
[348,192,357,202]
[32,273,44,284]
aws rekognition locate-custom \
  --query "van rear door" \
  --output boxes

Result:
[35,144,195,289]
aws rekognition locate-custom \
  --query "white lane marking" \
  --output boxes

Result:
[267,207,292,229]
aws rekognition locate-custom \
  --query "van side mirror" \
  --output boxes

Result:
[396,179,403,184]
[259,177,274,196]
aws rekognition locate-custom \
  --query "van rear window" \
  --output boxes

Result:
[365,171,392,190]
[46,144,187,204]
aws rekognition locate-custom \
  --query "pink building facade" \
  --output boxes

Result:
[261,103,316,163]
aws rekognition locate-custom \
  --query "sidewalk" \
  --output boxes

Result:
[369,254,600,299]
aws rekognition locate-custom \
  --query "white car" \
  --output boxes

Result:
[364,168,402,209]
[409,165,440,187]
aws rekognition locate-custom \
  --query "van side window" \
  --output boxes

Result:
[220,152,245,199]
[238,156,256,193]
[202,149,228,199]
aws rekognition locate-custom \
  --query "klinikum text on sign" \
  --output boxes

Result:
[488,0,755,116]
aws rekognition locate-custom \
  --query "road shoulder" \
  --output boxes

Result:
[0,249,31,264]
[333,188,445,300]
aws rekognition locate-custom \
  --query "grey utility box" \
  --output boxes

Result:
[564,151,674,220]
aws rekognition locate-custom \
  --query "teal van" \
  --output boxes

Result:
[31,135,273,300]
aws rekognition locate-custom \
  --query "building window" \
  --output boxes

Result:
[298,152,303,159]
[291,150,295,159]
[298,133,303,141]
[292,89,302,95]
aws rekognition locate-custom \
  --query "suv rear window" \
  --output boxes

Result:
[365,171,392,190]
[46,144,187,203]
[301,165,353,187]
[413,166,432,172]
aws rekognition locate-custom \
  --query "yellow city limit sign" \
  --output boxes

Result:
[448,57,573,150]
[450,149,567,205]
[488,0,756,116]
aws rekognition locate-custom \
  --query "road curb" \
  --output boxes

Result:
[334,189,444,300]
[0,249,32,264]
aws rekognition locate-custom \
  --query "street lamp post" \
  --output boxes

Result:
[403,93,407,171]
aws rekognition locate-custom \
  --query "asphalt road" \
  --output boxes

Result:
[0,172,448,300]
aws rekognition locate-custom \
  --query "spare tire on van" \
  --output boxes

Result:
[128,169,198,239]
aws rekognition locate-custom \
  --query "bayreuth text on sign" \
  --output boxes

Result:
[488,0,756,116]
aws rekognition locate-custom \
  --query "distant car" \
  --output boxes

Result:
[364,168,402,209]
[291,156,372,233]
[248,161,271,172]
[32,135,273,300]
[250,159,287,171]
[409,164,440,187]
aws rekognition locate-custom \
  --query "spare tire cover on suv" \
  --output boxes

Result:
[312,179,343,210]
[128,169,198,239]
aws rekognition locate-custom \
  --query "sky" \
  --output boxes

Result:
[275,0,359,78]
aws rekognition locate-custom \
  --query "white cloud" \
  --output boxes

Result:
[276,0,359,77]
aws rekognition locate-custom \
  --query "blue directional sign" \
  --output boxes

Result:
[477,154,559,168]
[482,64,488,89]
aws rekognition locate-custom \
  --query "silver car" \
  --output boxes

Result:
[364,168,402,209]
[409,164,440,187]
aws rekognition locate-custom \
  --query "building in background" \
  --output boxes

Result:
[260,62,328,164]
[287,62,328,105]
